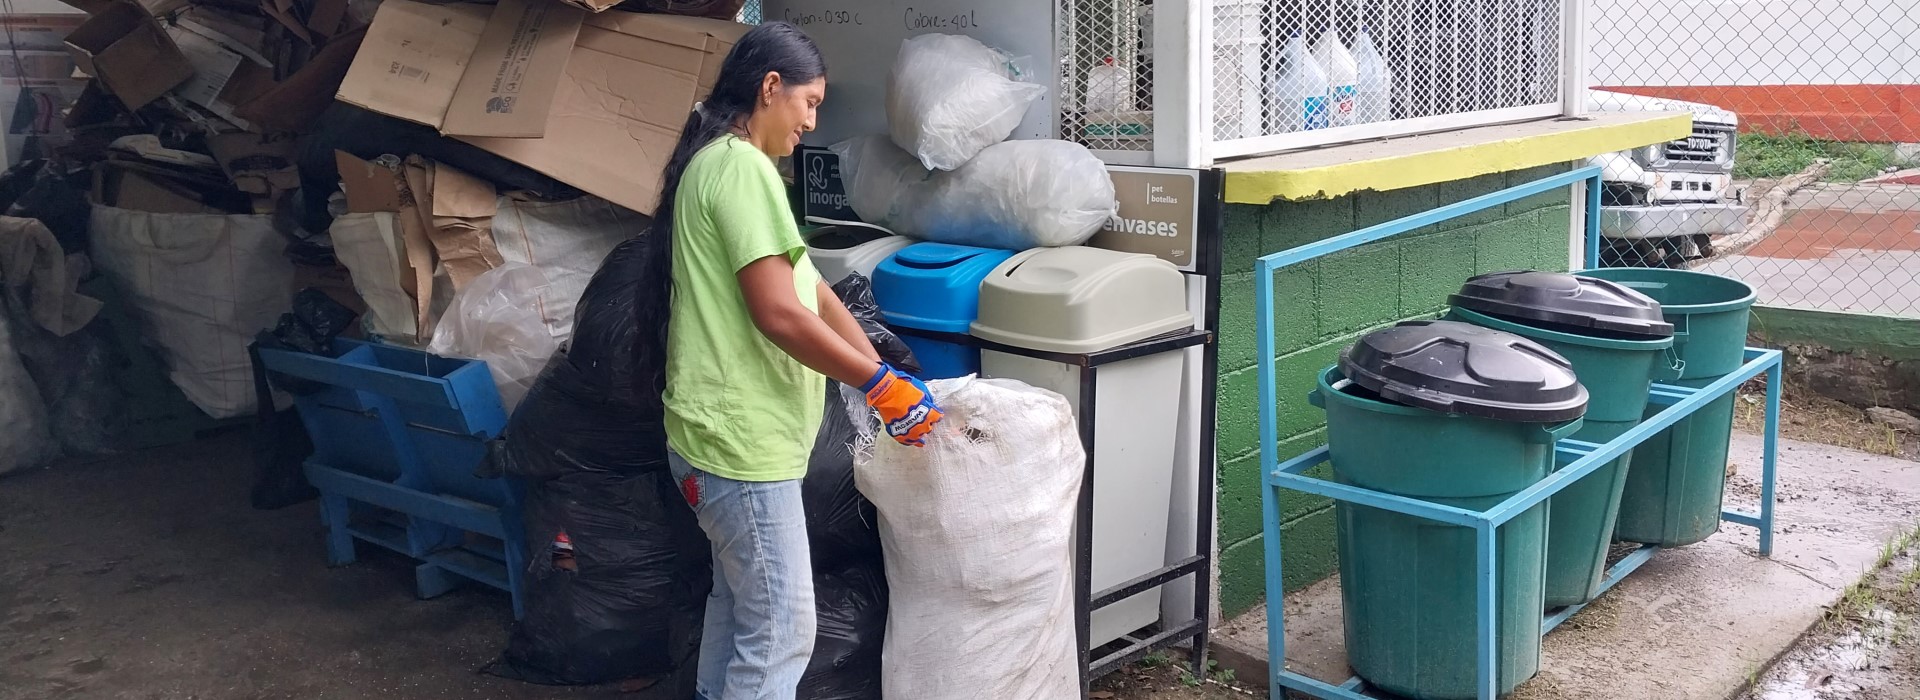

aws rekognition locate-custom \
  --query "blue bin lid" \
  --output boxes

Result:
[873,242,1017,332]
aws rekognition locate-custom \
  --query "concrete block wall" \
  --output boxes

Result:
[1214,162,1581,617]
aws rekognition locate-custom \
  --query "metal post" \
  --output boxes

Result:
[1560,0,1590,118]
[1761,359,1782,557]
[1263,475,1287,700]
[1256,258,1282,697]
[1076,367,1100,696]
[1584,172,1604,269]
[1474,520,1500,700]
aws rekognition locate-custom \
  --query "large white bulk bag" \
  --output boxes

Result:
[90,204,293,419]
[851,377,1082,700]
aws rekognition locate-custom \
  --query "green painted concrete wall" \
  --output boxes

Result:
[1750,306,1920,361]
[1214,162,1580,617]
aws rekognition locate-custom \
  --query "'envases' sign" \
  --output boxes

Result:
[1089,166,1200,271]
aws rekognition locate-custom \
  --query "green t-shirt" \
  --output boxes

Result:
[664,136,824,482]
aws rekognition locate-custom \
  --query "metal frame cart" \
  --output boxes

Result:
[1252,166,1783,700]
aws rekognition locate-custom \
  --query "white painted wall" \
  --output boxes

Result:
[1589,0,1920,86]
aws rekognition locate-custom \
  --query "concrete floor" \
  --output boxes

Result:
[0,431,625,700]
[1212,434,1920,700]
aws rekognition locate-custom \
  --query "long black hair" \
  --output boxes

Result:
[635,22,825,395]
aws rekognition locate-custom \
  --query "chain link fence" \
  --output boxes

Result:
[1590,0,1920,318]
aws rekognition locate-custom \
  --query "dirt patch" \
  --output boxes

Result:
[1093,655,1260,700]
[1743,528,1920,700]
[1733,377,1920,460]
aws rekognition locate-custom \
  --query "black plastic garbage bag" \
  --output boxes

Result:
[487,238,698,688]
[488,239,904,694]
[803,383,881,574]
[248,289,361,510]
[833,272,920,376]
[487,469,710,693]
[797,561,888,700]
[6,161,91,255]
[494,240,661,482]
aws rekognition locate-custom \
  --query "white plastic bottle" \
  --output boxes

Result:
[1312,29,1359,128]
[1085,56,1128,115]
[1352,26,1393,124]
[1267,33,1331,133]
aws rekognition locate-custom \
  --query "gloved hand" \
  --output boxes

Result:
[861,363,944,447]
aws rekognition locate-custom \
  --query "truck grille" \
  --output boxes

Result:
[1664,128,1729,163]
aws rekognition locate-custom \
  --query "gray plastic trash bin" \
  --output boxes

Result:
[970,246,1195,648]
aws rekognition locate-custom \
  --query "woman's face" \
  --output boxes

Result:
[756,73,825,157]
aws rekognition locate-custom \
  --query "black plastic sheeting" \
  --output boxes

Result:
[488,239,911,698]
[248,288,363,510]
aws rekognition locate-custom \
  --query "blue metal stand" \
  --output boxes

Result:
[259,340,529,618]
[1252,167,1785,699]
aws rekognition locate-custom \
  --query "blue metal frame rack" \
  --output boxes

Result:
[1253,166,1784,700]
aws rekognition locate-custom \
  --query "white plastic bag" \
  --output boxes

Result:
[0,301,57,475]
[428,263,560,412]
[90,204,294,419]
[851,377,1083,700]
[886,34,1046,171]
[835,135,1117,250]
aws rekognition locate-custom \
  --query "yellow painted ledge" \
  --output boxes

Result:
[1221,112,1692,205]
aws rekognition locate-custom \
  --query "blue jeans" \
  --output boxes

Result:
[668,451,816,700]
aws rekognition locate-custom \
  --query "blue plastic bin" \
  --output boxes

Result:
[872,242,1016,379]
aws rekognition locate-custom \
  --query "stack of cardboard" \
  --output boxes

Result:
[0,0,748,435]
[44,0,367,213]
[336,0,748,215]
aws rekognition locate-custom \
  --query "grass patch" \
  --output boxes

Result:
[1735,131,1902,182]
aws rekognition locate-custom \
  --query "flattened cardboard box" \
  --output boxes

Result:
[338,0,749,215]
[63,1,193,110]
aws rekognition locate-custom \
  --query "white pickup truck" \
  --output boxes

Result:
[1587,91,1747,268]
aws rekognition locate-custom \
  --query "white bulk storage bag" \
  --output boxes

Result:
[851,377,1083,700]
[0,301,57,475]
[834,135,1117,250]
[491,195,646,341]
[885,33,1046,172]
[90,204,294,419]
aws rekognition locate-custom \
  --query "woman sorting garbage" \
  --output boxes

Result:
[637,21,944,700]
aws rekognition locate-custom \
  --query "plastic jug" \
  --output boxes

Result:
[1313,29,1359,128]
[1085,56,1128,114]
[1267,33,1331,133]
[1353,26,1393,124]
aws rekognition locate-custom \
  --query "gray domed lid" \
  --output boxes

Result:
[1339,320,1589,422]
[1449,270,1673,340]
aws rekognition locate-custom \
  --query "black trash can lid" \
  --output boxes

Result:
[1449,270,1674,339]
[1339,320,1589,422]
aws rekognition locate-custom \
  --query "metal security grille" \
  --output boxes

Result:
[1206,0,1568,159]
[1589,0,1920,318]
[1058,0,1156,154]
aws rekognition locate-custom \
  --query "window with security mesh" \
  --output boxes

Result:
[1196,0,1568,158]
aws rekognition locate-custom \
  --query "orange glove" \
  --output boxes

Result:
[861,364,944,447]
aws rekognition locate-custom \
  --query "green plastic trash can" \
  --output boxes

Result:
[1447,271,1676,608]
[1314,320,1587,700]
[1579,268,1756,547]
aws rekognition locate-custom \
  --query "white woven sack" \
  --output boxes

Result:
[90,204,293,419]
[851,377,1083,700]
